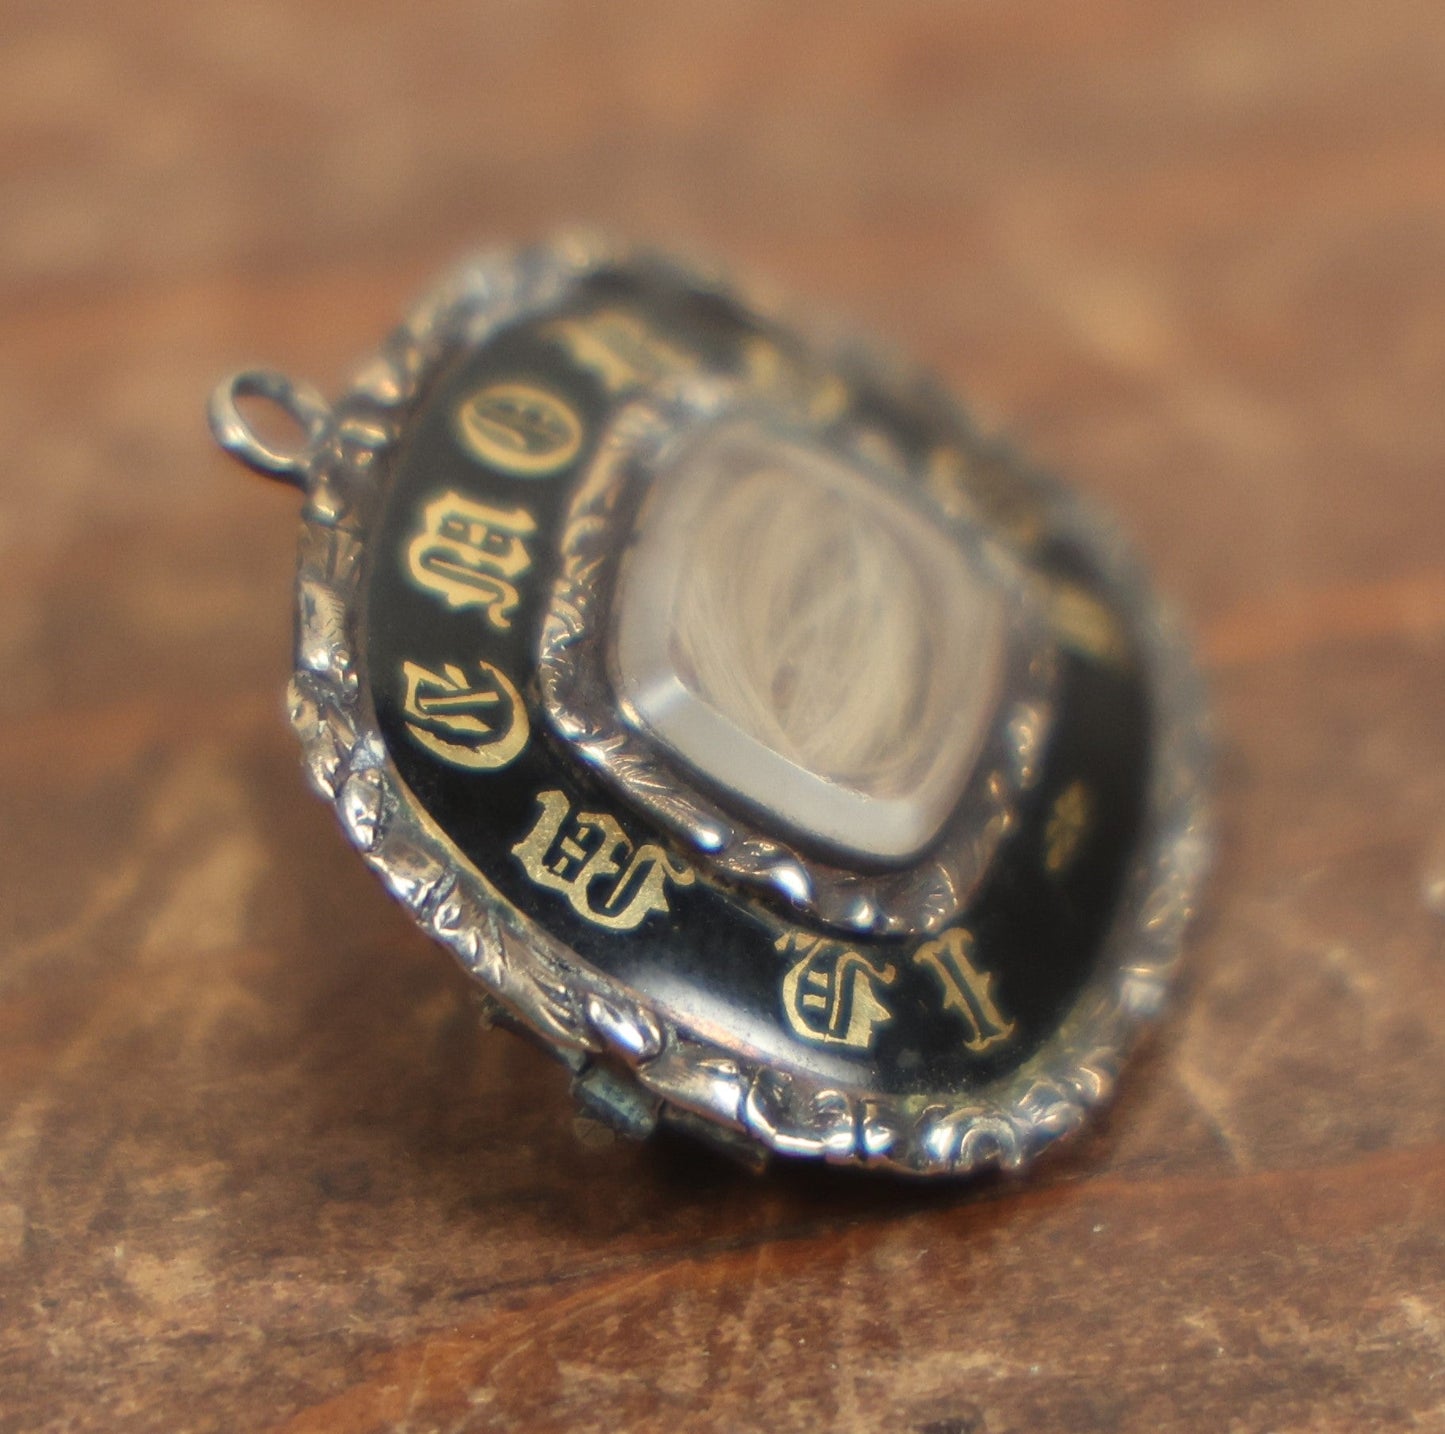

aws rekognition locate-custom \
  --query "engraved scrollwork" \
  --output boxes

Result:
[584,994,665,1063]
[339,766,389,852]
[743,1070,857,1161]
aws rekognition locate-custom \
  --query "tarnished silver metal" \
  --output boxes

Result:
[207,368,333,488]
[210,232,1213,1177]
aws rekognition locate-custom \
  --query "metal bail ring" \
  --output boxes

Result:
[207,368,332,489]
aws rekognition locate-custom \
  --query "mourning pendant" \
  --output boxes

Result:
[209,234,1210,1177]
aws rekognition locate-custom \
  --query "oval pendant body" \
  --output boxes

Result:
[214,236,1210,1176]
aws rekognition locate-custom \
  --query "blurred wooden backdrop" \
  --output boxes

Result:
[2,2,1443,1430]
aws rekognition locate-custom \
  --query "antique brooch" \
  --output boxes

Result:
[209,234,1210,1177]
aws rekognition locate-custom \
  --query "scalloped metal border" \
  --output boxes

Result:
[274,231,1213,1177]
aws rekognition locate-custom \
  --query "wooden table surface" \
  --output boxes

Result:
[3,3,1443,1430]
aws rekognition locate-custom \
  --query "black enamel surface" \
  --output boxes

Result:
[363,261,1150,1095]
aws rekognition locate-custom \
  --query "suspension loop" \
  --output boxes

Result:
[208,368,332,489]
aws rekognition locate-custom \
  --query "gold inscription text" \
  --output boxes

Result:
[1045,780,1092,874]
[912,928,1015,1054]
[511,789,694,931]
[546,310,696,394]
[455,381,583,476]
[778,931,897,1051]
[401,659,529,771]
[405,491,536,629]
[1049,583,1129,667]
[740,337,849,423]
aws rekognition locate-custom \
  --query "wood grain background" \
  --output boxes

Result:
[2,2,1442,1430]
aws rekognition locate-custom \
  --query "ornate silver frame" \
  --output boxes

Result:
[537,383,1059,937]
[213,232,1213,1176]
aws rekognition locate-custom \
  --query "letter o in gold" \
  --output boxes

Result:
[454,381,583,477]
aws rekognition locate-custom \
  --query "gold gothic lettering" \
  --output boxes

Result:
[740,337,849,423]
[912,928,1015,1054]
[400,659,529,771]
[546,310,696,394]
[778,931,897,1052]
[1044,780,1092,875]
[511,789,694,931]
[405,491,537,629]
[454,381,583,476]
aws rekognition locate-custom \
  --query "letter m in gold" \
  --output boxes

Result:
[405,491,536,630]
